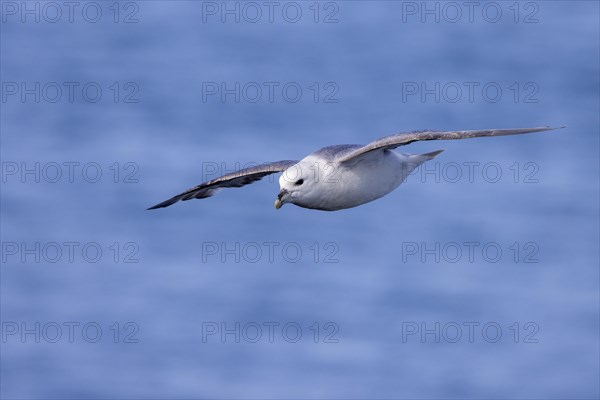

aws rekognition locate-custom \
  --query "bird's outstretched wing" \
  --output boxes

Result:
[148,160,298,210]
[337,126,564,164]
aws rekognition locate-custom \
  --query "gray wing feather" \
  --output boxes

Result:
[337,126,564,164]
[148,160,298,210]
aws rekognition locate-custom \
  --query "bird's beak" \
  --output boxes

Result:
[274,189,289,209]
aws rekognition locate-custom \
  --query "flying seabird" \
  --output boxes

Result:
[148,126,562,211]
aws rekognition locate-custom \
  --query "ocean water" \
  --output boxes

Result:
[1,1,599,398]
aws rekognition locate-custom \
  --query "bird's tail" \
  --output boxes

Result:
[421,149,445,159]
[398,150,444,183]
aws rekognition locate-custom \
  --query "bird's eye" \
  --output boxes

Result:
[295,179,304,186]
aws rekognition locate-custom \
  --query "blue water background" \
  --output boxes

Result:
[1,1,599,398]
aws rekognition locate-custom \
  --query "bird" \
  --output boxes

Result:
[148,126,562,212]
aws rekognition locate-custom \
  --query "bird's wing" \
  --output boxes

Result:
[148,160,299,210]
[337,126,563,164]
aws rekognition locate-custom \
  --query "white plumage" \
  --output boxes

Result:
[148,126,562,212]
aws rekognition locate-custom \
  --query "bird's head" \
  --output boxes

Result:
[275,158,338,210]
[275,162,309,209]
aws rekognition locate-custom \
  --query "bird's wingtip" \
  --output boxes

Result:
[147,201,169,210]
[146,196,181,210]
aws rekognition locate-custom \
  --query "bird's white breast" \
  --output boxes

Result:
[305,150,411,211]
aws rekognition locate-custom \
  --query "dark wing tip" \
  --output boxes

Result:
[147,196,182,210]
[533,125,566,133]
